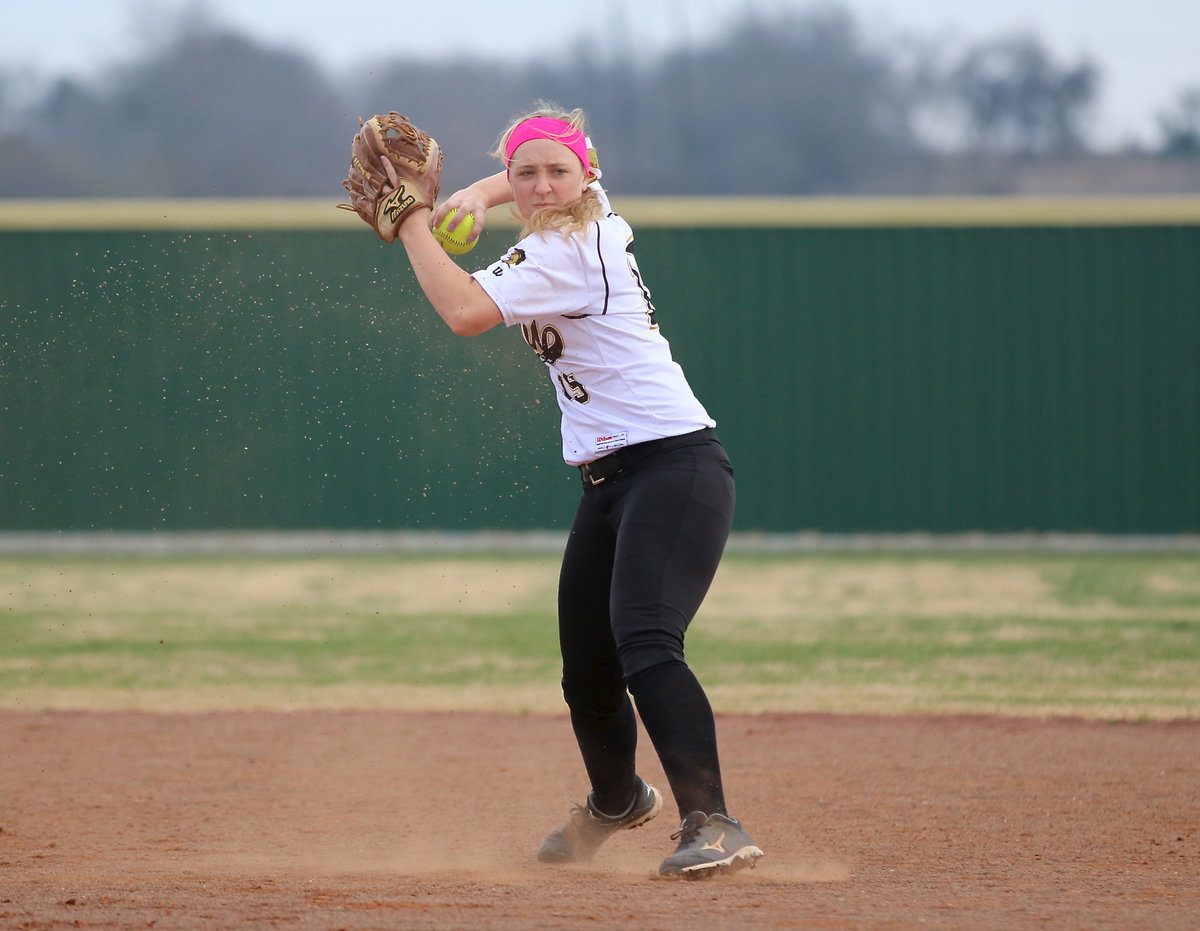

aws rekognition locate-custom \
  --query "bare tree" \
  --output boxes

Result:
[635,6,925,194]
[12,3,1198,197]
[18,18,349,197]
[948,33,1097,157]
[1157,86,1200,158]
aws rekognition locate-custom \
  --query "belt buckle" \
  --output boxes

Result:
[582,462,607,485]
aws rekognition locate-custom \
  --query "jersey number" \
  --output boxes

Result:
[556,371,590,404]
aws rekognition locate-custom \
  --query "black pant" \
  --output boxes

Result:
[557,433,735,818]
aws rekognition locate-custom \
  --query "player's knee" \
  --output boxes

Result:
[617,639,685,682]
[560,673,628,715]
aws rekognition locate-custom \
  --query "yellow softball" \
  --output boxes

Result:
[432,209,477,255]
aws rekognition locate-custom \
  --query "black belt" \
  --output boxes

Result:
[578,428,715,486]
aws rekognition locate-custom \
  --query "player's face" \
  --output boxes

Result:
[508,138,588,218]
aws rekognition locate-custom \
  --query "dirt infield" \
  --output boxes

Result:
[2,711,1196,929]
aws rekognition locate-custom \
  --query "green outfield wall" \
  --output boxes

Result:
[2,199,1198,534]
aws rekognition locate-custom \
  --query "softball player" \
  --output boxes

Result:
[396,103,763,878]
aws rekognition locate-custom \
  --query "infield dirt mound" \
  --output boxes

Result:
[2,710,1196,929]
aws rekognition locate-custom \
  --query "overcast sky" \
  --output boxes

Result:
[4,0,1197,149]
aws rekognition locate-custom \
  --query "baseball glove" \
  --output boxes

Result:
[340,112,442,242]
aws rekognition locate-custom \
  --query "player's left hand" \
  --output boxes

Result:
[339,111,443,242]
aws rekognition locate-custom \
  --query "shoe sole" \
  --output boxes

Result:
[625,786,663,830]
[661,845,764,880]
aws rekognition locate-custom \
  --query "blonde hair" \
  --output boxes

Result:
[492,102,603,240]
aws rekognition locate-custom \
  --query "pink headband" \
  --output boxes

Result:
[504,118,590,174]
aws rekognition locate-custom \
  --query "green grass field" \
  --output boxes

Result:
[2,550,1197,719]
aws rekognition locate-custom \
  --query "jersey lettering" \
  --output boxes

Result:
[522,321,591,404]
[521,320,564,364]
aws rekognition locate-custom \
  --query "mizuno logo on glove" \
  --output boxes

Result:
[382,185,416,222]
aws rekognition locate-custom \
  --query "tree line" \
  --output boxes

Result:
[2,4,1197,199]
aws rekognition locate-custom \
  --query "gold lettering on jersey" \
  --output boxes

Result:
[521,320,564,365]
[557,372,590,404]
[521,321,590,404]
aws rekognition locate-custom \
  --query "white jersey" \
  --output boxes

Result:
[472,187,714,466]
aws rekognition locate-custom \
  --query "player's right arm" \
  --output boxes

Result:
[398,207,503,337]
